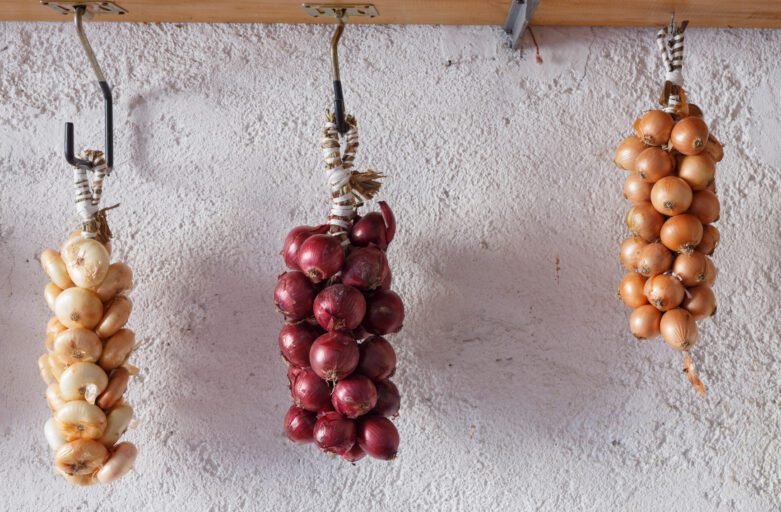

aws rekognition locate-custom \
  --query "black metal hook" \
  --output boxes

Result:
[330,11,347,135]
[65,5,113,169]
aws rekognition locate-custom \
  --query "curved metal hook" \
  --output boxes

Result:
[330,10,347,134]
[65,5,113,169]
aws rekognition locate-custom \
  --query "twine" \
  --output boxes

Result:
[71,149,113,239]
[656,20,689,114]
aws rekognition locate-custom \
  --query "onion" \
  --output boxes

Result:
[341,443,366,462]
[619,237,648,271]
[645,274,685,311]
[274,271,317,321]
[629,304,662,339]
[619,273,648,308]
[55,287,103,330]
[650,176,692,216]
[363,290,405,335]
[634,110,674,146]
[696,224,720,255]
[637,243,673,277]
[660,214,703,253]
[278,322,323,368]
[41,249,74,290]
[660,308,698,351]
[291,367,333,412]
[357,416,399,460]
[703,134,724,162]
[313,284,367,332]
[672,251,707,286]
[298,234,345,283]
[61,238,110,289]
[284,405,317,443]
[687,190,720,225]
[686,104,704,118]
[281,225,329,271]
[682,284,717,320]
[341,246,390,291]
[309,332,360,382]
[372,380,401,417]
[677,154,715,191]
[380,266,392,290]
[287,364,303,390]
[94,262,133,303]
[614,136,647,171]
[635,147,675,183]
[623,173,652,204]
[702,256,718,286]
[671,117,709,155]
[350,202,395,250]
[332,375,378,418]
[357,336,397,381]
[313,411,356,455]
[626,203,665,242]
[53,328,102,365]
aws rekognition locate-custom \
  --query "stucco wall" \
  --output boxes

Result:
[0,21,779,511]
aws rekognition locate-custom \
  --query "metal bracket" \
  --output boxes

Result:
[504,0,540,50]
[41,1,127,16]
[303,4,378,19]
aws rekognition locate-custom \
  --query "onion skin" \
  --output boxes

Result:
[278,322,323,368]
[281,225,329,271]
[629,304,662,339]
[635,147,675,183]
[372,380,401,417]
[362,290,405,335]
[298,234,345,284]
[704,134,724,162]
[357,416,399,460]
[702,256,718,286]
[341,246,391,291]
[646,274,685,311]
[309,332,360,382]
[682,284,717,320]
[637,243,673,277]
[660,308,699,351]
[284,405,317,443]
[341,443,366,462]
[660,214,703,254]
[619,237,648,271]
[274,271,317,321]
[287,364,303,391]
[624,173,652,204]
[678,154,715,191]
[626,203,665,242]
[614,136,647,171]
[357,336,397,381]
[379,202,396,245]
[672,251,707,287]
[619,273,648,308]
[331,375,378,419]
[687,190,720,225]
[671,117,709,156]
[313,284,367,332]
[696,224,720,255]
[651,176,692,216]
[313,412,357,456]
[291,368,333,412]
[635,110,674,146]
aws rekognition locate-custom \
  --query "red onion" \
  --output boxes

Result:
[278,322,323,368]
[372,380,400,417]
[287,364,303,390]
[313,411,356,455]
[362,290,404,335]
[357,416,399,460]
[298,234,344,284]
[291,368,333,412]
[341,246,390,291]
[379,266,392,290]
[341,443,366,462]
[331,375,378,419]
[313,284,366,332]
[284,405,316,443]
[309,332,359,382]
[357,336,396,381]
[274,271,317,321]
[349,202,396,250]
[352,325,369,341]
[281,225,329,270]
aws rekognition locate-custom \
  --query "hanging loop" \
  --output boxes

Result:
[330,9,348,135]
[65,5,114,170]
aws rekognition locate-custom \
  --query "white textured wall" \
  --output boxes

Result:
[0,21,780,511]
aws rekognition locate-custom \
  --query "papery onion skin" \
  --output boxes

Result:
[278,322,323,368]
[341,443,366,462]
[626,203,665,242]
[686,104,704,118]
[291,368,333,412]
[357,336,397,381]
[696,224,720,255]
[362,290,405,335]
[635,147,675,183]
[646,274,685,312]
[309,332,360,382]
[660,308,699,351]
[672,251,707,287]
[619,273,648,308]
[379,202,396,245]
[298,234,345,284]
[284,405,317,443]
[637,243,673,277]
[287,364,303,391]
[357,416,399,460]
[313,284,367,332]
[702,256,718,286]
[274,271,317,321]
[614,136,647,171]
[671,117,709,156]
[687,189,720,225]
[651,176,693,216]
[332,375,378,419]
[619,237,648,271]
[629,305,662,339]
[678,154,716,191]
[313,411,357,456]
[350,212,390,250]
[682,284,717,320]
[372,380,401,417]
[635,110,674,146]
[624,173,653,204]
[341,246,391,291]
[704,135,724,162]
[281,225,330,271]
[660,214,703,254]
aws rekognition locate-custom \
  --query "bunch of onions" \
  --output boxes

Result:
[39,231,138,485]
[276,199,403,462]
[615,103,722,395]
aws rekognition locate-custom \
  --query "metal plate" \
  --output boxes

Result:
[302,4,378,18]
[41,1,127,16]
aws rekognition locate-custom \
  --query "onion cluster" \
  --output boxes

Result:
[616,106,722,393]
[276,202,403,462]
[39,231,138,484]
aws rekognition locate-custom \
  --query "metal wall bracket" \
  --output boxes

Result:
[41,1,127,16]
[303,4,378,19]
[504,0,540,50]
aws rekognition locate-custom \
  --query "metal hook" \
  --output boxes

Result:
[65,5,113,169]
[330,9,347,134]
